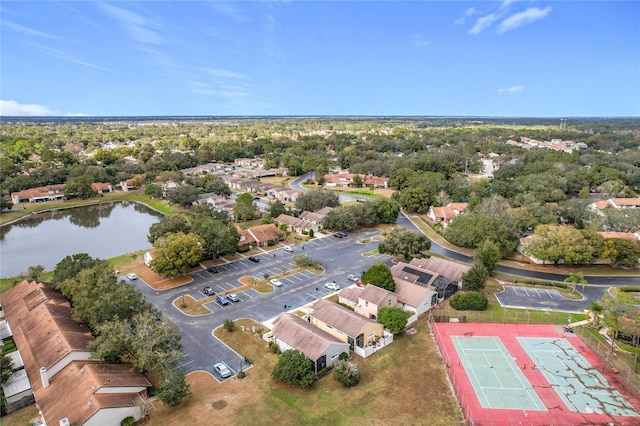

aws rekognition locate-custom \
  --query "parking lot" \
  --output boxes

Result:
[128,230,390,381]
[496,285,587,313]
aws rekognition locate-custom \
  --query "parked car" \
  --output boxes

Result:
[203,286,215,296]
[207,266,218,273]
[283,245,294,253]
[347,274,359,282]
[334,231,347,238]
[227,293,240,302]
[248,256,260,263]
[126,273,137,280]
[324,282,340,291]
[216,295,230,305]
[214,362,232,378]
[270,278,284,287]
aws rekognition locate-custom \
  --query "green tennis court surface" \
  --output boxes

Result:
[451,336,546,410]
[517,337,638,416]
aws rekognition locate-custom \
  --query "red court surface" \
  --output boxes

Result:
[431,322,640,426]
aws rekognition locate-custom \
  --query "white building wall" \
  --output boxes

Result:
[49,351,92,378]
[85,406,142,426]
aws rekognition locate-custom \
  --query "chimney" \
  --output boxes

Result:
[40,367,49,389]
[59,418,70,426]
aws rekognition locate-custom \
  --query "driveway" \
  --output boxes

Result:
[129,229,389,379]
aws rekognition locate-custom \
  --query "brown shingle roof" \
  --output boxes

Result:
[310,299,378,338]
[246,223,282,243]
[409,257,469,282]
[359,285,394,306]
[272,313,345,361]
[393,279,432,308]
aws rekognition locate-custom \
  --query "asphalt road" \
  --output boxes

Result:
[127,230,390,379]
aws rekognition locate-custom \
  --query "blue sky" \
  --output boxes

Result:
[1,1,638,117]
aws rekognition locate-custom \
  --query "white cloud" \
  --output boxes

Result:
[2,20,61,40]
[411,33,430,47]
[454,7,477,25]
[468,13,500,35]
[498,85,525,95]
[98,2,163,45]
[203,68,250,80]
[498,7,552,33]
[208,2,249,22]
[0,100,56,116]
[22,40,108,71]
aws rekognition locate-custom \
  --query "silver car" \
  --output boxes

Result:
[214,362,232,378]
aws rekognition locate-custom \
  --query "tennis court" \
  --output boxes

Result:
[518,337,639,417]
[452,335,546,410]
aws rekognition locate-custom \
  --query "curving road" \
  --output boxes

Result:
[290,172,372,203]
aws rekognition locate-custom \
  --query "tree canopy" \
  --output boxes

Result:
[271,349,317,388]
[361,263,396,292]
[377,228,431,261]
[378,307,410,334]
[151,232,205,277]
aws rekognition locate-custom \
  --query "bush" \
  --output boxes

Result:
[333,360,360,387]
[269,341,282,354]
[223,319,235,332]
[237,245,250,253]
[237,370,246,379]
[449,291,488,311]
[271,349,317,388]
[308,229,314,238]
[338,352,349,361]
[121,417,136,426]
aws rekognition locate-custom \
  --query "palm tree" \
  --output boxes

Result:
[432,220,444,235]
[564,272,587,294]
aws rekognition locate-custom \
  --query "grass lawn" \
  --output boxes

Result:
[142,317,462,426]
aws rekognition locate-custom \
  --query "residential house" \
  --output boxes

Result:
[10,184,66,204]
[271,313,349,373]
[390,257,466,324]
[308,299,390,358]
[351,285,397,320]
[234,158,265,169]
[275,214,318,234]
[119,178,140,192]
[598,232,640,244]
[427,203,468,226]
[2,281,151,425]
[323,172,390,189]
[297,207,333,229]
[609,198,640,209]
[237,223,283,248]
[90,182,113,194]
[180,163,223,177]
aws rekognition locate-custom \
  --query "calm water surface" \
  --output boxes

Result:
[0,201,163,278]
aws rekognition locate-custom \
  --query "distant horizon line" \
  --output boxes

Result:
[2,114,639,120]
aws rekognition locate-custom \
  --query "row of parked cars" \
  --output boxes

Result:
[203,286,240,305]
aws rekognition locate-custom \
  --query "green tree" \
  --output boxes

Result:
[65,174,95,199]
[167,184,199,208]
[190,217,239,257]
[151,232,205,277]
[602,238,640,268]
[90,318,133,363]
[129,311,183,373]
[323,207,359,231]
[23,264,45,282]
[0,198,13,211]
[0,354,14,384]
[398,187,432,213]
[271,349,317,388]
[147,215,191,244]
[57,263,147,331]
[352,174,363,188]
[144,183,163,198]
[188,203,229,223]
[374,198,400,224]
[333,360,360,387]
[377,228,431,261]
[474,240,502,274]
[361,263,396,292]
[233,193,259,222]
[462,261,488,291]
[156,368,191,407]
[564,272,587,294]
[378,306,410,334]
[268,200,286,218]
[295,190,340,212]
[52,253,103,288]
[223,319,235,332]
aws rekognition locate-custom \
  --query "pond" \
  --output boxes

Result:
[0,201,163,278]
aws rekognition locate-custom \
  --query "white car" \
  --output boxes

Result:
[270,278,284,287]
[347,274,359,282]
[324,282,340,291]
[283,246,294,253]
[126,273,137,280]
[214,362,232,378]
